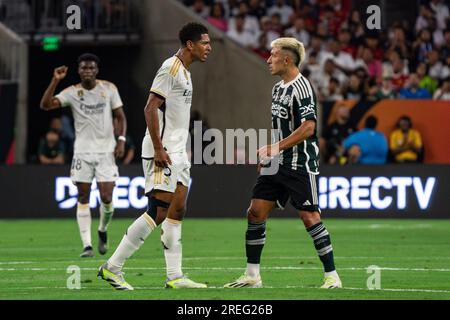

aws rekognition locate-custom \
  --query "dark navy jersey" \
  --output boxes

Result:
[271,73,319,174]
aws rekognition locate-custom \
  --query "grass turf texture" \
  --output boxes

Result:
[0,218,449,300]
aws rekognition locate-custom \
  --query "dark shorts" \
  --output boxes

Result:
[252,165,320,212]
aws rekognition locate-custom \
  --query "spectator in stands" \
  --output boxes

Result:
[315,59,346,101]
[413,28,433,64]
[364,32,384,61]
[364,77,380,102]
[376,75,397,99]
[49,116,74,157]
[343,74,364,100]
[355,46,382,81]
[258,15,280,49]
[228,1,260,38]
[387,25,410,60]
[399,73,432,99]
[305,33,325,65]
[269,12,283,35]
[433,76,450,100]
[389,116,423,163]
[304,51,321,88]
[416,62,438,94]
[343,115,388,165]
[190,0,209,20]
[285,16,310,46]
[321,38,355,76]
[38,129,66,165]
[430,0,450,30]
[383,50,410,92]
[321,104,356,164]
[338,28,357,59]
[321,77,344,102]
[267,0,294,27]
[428,49,450,80]
[441,29,450,59]
[207,2,228,32]
[428,17,445,48]
[248,0,266,20]
[343,9,365,42]
[415,4,433,33]
[253,33,271,60]
[227,14,256,48]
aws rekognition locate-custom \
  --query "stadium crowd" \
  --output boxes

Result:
[181,0,448,165]
[183,0,450,102]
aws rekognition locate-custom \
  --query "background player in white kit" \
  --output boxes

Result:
[98,23,212,290]
[40,53,128,258]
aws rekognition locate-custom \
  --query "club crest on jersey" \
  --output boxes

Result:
[282,95,291,105]
[272,103,289,119]
[77,90,84,101]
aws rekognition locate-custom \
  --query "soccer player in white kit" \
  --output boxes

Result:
[40,53,128,258]
[97,23,212,290]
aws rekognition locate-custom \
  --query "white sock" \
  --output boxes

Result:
[99,202,114,232]
[325,270,338,278]
[161,218,183,280]
[107,213,156,272]
[77,202,92,248]
[246,263,260,278]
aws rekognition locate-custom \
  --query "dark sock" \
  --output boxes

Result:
[306,222,336,272]
[246,221,266,264]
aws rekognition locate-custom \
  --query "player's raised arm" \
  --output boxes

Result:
[144,92,172,167]
[40,66,68,110]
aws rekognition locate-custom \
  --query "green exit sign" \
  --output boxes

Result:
[42,37,60,51]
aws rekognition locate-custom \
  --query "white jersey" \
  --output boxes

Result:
[142,56,193,158]
[55,80,123,154]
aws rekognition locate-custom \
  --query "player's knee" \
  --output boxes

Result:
[77,193,89,204]
[247,206,263,222]
[171,205,186,220]
[147,195,170,224]
[100,192,112,204]
[300,212,320,227]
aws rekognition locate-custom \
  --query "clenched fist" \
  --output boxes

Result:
[53,66,68,81]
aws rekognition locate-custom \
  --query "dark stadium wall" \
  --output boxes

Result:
[0,83,17,163]
[26,43,143,162]
[0,164,448,219]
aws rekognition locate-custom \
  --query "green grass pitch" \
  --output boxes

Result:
[0,218,449,300]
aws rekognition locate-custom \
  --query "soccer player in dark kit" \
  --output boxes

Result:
[225,38,342,289]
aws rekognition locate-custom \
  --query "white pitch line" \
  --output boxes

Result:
[1,266,450,272]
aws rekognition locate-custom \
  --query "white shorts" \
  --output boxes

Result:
[142,152,190,195]
[70,153,119,184]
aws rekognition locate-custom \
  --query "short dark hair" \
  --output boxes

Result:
[77,53,100,66]
[179,22,208,46]
[397,115,412,128]
[365,115,378,129]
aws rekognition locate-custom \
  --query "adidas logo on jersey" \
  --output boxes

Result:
[303,200,311,206]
